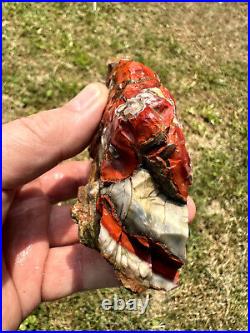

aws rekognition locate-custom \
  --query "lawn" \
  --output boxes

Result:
[2,2,248,330]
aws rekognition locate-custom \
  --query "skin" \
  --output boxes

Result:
[2,83,196,330]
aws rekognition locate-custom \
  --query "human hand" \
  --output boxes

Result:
[2,83,196,330]
[2,83,118,330]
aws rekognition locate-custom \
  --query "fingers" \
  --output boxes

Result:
[187,196,196,223]
[2,190,15,223]
[48,205,78,247]
[42,244,120,301]
[38,160,91,203]
[17,160,92,205]
[3,83,108,190]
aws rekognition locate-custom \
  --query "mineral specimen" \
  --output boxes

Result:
[72,59,192,292]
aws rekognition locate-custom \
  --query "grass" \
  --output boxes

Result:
[2,2,248,330]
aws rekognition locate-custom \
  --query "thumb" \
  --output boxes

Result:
[2,83,108,189]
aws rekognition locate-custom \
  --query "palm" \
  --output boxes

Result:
[3,186,51,328]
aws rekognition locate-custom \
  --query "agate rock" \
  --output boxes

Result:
[72,59,192,292]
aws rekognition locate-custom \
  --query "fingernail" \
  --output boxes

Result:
[68,83,108,113]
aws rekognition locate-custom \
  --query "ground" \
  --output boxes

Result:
[2,2,248,330]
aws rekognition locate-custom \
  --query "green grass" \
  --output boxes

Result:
[3,2,248,330]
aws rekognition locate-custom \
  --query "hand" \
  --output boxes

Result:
[2,83,118,330]
[2,83,196,330]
